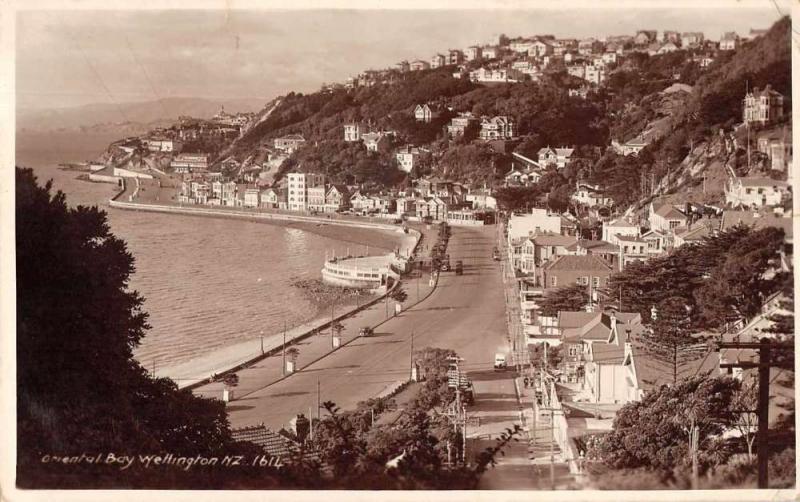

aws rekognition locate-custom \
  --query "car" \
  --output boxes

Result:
[494,353,507,371]
[441,261,451,272]
[359,326,374,337]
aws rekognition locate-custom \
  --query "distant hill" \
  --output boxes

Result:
[16,97,270,132]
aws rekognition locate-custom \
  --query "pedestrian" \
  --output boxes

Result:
[524,377,530,388]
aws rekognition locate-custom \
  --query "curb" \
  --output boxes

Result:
[223,227,444,401]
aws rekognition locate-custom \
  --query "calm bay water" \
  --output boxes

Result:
[16,131,400,369]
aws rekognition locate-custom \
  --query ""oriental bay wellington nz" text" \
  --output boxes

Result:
[40,453,284,471]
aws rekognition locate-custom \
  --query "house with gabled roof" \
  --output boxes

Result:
[602,216,640,247]
[581,313,644,401]
[649,201,688,233]
[231,424,300,459]
[532,232,578,265]
[541,254,613,291]
[537,146,575,169]
[743,85,784,125]
[479,116,515,140]
[725,175,790,208]
[414,103,437,123]
[325,184,350,213]
[622,335,719,402]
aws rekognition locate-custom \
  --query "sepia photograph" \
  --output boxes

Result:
[2,0,797,498]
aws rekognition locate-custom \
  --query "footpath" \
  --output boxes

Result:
[191,224,441,401]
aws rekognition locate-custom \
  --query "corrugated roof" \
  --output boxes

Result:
[231,425,298,458]
[653,202,687,220]
[544,255,613,272]
[533,234,578,247]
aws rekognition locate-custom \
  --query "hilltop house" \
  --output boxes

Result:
[344,122,367,142]
[482,45,499,59]
[361,132,391,153]
[571,183,613,208]
[447,112,478,138]
[648,201,688,233]
[414,104,439,123]
[757,128,792,172]
[448,49,464,65]
[430,53,446,68]
[409,59,430,71]
[274,134,306,153]
[611,137,649,156]
[682,32,704,47]
[505,168,542,187]
[170,153,209,173]
[720,32,739,51]
[725,175,790,208]
[634,30,658,45]
[743,85,784,125]
[464,45,482,61]
[537,146,574,169]
[395,145,422,173]
[479,116,515,140]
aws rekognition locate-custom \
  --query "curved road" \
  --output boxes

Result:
[223,225,511,431]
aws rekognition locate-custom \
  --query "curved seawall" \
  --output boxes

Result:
[108,196,425,389]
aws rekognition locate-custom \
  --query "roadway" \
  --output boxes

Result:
[217,224,513,431]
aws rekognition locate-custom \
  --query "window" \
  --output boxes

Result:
[592,277,600,288]
[551,276,557,287]
[568,346,579,357]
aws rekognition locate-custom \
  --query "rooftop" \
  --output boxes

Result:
[544,254,613,272]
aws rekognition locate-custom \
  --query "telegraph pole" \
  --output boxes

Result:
[282,321,287,375]
[716,338,787,489]
[409,330,415,379]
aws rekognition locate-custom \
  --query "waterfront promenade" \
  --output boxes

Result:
[201,225,514,432]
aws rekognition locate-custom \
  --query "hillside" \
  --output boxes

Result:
[17,96,268,132]
[591,16,790,210]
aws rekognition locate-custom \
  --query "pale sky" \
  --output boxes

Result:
[16,6,785,111]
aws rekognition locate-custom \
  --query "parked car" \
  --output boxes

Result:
[441,260,451,272]
[494,353,507,371]
[359,326,374,337]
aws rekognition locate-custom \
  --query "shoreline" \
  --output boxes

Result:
[112,197,424,389]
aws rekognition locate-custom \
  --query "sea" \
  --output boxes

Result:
[15,130,401,371]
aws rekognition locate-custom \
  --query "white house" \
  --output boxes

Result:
[725,176,790,208]
[537,146,574,169]
[395,145,421,173]
[648,201,688,233]
[602,217,640,246]
[479,116,514,140]
[507,208,563,246]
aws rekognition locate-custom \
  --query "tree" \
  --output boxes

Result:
[538,284,590,317]
[599,376,739,475]
[730,379,759,461]
[15,168,266,487]
[639,296,708,384]
[694,226,785,329]
[390,286,409,304]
